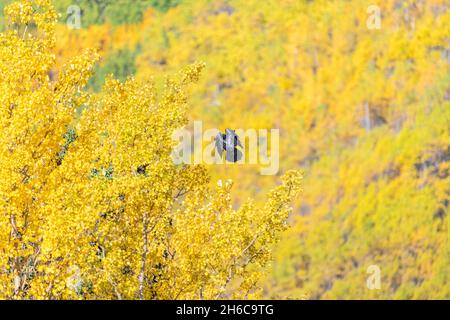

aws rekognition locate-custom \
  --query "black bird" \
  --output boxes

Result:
[215,128,243,162]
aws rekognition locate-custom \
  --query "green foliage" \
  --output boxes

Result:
[88,46,140,91]
[57,127,77,164]
[148,0,180,13]
[56,0,180,26]
[0,0,180,27]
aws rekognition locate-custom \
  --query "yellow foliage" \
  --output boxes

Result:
[93,0,447,299]
[1,0,448,300]
[0,0,301,299]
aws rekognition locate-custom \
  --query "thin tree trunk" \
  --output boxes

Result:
[139,212,148,300]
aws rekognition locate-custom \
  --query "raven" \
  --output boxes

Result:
[215,128,243,162]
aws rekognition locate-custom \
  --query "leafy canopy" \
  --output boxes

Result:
[0,0,301,299]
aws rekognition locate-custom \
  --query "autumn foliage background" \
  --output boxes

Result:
[0,0,448,299]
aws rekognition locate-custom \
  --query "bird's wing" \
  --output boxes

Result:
[215,133,225,155]
[224,129,233,148]
[225,128,234,135]
[225,128,242,148]
[225,148,242,163]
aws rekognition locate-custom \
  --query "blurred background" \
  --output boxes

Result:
[1,0,448,299]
